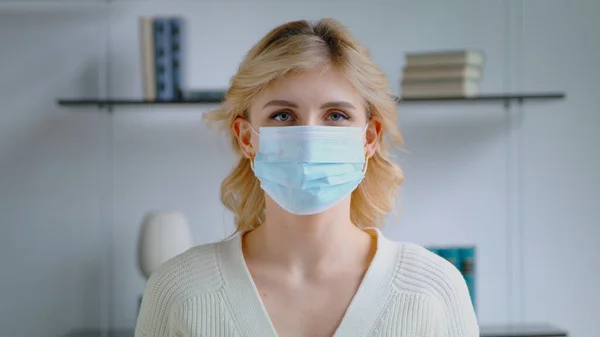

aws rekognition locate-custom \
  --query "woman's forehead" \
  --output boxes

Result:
[250,68,365,110]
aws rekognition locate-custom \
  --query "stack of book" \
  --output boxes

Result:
[139,16,186,102]
[400,50,485,98]
[426,245,477,312]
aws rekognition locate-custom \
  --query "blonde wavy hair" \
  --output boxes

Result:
[204,18,404,233]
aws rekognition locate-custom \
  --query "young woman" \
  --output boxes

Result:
[136,18,478,337]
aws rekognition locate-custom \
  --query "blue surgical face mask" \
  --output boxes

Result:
[249,125,368,215]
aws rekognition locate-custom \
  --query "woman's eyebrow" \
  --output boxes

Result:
[320,101,356,110]
[263,100,298,109]
[262,100,357,110]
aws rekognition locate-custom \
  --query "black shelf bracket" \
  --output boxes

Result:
[501,96,526,110]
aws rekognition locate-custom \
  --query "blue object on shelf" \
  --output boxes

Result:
[459,246,476,311]
[439,247,461,270]
[154,18,174,101]
[170,17,185,100]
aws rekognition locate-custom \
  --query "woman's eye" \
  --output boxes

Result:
[327,111,349,121]
[271,111,293,122]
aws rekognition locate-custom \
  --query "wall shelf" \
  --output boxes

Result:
[56,92,565,111]
[398,92,565,103]
[56,98,223,111]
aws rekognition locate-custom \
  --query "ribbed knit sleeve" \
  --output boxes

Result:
[135,266,177,337]
[392,243,479,337]
[438,258,479,337]
[135,243,224,337]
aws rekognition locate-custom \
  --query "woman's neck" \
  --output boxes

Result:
[242,195,375,276]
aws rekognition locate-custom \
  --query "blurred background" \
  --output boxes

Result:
[0,0,598,336]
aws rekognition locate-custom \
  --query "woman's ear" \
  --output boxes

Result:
[365,118,382,159]
[232,116,256,159]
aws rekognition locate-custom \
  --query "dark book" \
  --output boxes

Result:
[153,18,174,101]
[170,17,185,100]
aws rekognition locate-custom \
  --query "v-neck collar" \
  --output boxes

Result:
[217,227,399,337]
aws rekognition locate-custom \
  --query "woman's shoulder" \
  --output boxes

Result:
[387,240,479,335]
[136,239,236,334]
[377,240,479,335]
[389,241,469,300]
[144,240,226,299]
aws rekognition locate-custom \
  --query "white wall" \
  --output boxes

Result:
[1,1,597,337]
[520,1,600,336]
[0,2,111,337]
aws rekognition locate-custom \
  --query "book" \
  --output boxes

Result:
[154,18,175,101]
[438,247,461,270]
[426,246,441,256]
[170,17,185,100]
[405,50,485,68]
[459,246,476,311]
[426,245,477,314]
[401,79,479,98]
[402,65,482,81]
[139,17,156,101]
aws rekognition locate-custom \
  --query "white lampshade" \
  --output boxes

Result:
[137,211,193,279]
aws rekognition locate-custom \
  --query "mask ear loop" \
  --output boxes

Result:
[362,123,371,174]
[247,123,259,172]
[361,157,369,174]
